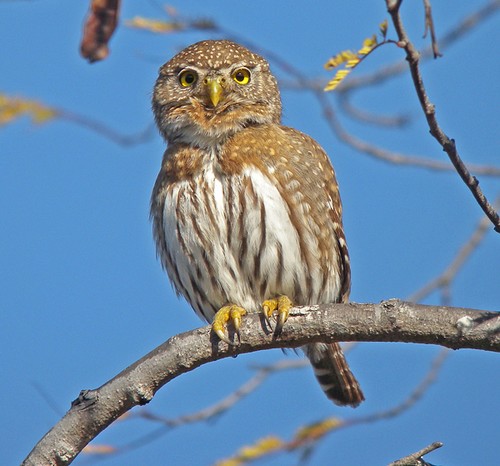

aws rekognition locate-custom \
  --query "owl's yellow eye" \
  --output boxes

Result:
[232,68,251,85]
[179,70,198,87]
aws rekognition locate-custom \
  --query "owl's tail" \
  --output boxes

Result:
[304,342,364,407]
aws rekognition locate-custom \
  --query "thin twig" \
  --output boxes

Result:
[215,350,449,464]
[409,195,500,303]
[339,0,500,92]
[296,349,449,445]
[338,92,411,127]
[345,348,449,428]
[213,26,500,177]
[126,6,500,175]
[58,109,156,146]
[422,0,442,58]
[82,350,360,459]
[137,359,306,428]
[318,93,500,174]
[315,90,500,175]
[80,359,309,460]
[387,0,500,232]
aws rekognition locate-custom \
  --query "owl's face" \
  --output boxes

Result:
[153,40,282,146]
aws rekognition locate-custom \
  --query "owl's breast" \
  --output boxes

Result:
[157,160,342,323]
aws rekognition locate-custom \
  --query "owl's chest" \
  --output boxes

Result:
[161,161,314,318]
[164,162,299,270]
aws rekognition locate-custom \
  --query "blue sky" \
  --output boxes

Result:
[1,1,499,465]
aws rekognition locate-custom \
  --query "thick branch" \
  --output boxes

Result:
[22,300,499,465]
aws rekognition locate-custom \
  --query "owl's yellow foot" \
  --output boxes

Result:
[212,305,247,345]
[262,295,293,335]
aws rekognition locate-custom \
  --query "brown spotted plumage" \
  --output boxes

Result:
[151,40,364,407]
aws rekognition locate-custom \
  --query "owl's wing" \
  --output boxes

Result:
[222,124,360,406]
[222,124,350,303]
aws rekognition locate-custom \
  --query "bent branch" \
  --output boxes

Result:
[23,299,499,465]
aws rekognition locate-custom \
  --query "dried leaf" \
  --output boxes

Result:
[294,417,343,442]
[324,69,351,91]
[0,94,57,126]
[80,0,120,63]
[324,20,389,91]
[31,105,58,124]
[126,16,184,33]
[216,436,284,466]
[380,19,389,39]
[358,34,378,55]
[345,57,361,68]
[324,50,357,69]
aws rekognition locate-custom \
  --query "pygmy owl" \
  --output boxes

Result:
[151,40,364,407]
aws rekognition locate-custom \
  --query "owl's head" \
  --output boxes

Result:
[152,40,282,146]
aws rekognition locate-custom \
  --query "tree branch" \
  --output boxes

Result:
[22,300,499,465]
[339,1,500,93]
[422,0,442,58]
[386,0,500,232]
[389,441,443,466]
[409,196,499,304]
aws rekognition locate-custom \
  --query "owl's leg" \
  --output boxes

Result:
[262,295,293,335]
[212,305,247,345]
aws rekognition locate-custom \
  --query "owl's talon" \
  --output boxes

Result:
[274,310,287,335]
[275,296,292,335]
[262,299,278,321]
[214,328,233,345]
[261,296,293,336]
[212,304,247,345]
[232,309,243,343]
[263,314,272,330]
[262,299,276,330]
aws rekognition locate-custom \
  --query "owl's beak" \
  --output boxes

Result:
[205,77,223,107]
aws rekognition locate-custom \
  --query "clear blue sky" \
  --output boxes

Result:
[1,1,498,465]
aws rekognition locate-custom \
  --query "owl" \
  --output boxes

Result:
[151,40,364,407]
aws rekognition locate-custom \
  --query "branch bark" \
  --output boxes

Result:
[389,441,443,465]
[22,300,499,465]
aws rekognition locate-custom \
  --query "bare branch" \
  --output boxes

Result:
[315,94,500,175]
[206,347,449,465]
[386,0,500,231]
[338,92,411,127]
[217,29,500,177]
[347,348,449,429]
[340,1,500,92]
[57,109,155,147]
[137,359,305,428]
[262,349,449,463]
[124,8,500,175]
[83,349,446,461]
[389,441,443,466]
[410,196,500,303]
[422,0,442,58]
[22,300,499,465]
[81,360,309,458]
